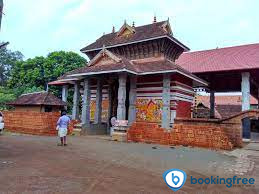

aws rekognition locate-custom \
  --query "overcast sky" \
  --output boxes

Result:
[1,0,259,60]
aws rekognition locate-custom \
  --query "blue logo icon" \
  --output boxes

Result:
[163,169,187,192]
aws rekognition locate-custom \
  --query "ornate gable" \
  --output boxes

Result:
[117,21,135,38]
[88,47,121,66]
[161,20,172,35]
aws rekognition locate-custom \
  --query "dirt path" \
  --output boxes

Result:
[0,135,258,193]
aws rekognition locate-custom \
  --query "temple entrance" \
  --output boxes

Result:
[110,80,118,119]
[109,76,130,121]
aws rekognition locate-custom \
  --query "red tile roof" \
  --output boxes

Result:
[8,92,66,106]
[80,21,189,52]
[196,95,258,119]
[197,95,258,106]
[62,52,207,86]
[176,43,259,73]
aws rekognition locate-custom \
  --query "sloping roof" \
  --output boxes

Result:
[62,49,207,86]
[197,95,258,106]
[80,21,189,52]
[176,43,259,73]
[8,92,66,106]
[196,95,258,119]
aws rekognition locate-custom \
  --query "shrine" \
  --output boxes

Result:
[49,18,259,146]
[49,18,207,134]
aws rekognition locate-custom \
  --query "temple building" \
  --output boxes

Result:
[49,19,207,134]
[49,18,259,142]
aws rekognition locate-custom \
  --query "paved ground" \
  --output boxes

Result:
[0,134,258,194]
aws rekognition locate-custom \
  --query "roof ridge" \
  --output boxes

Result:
[42,92,49,104]
[21,91,46,96]
[100,20,167,37]
[185,42,259,54]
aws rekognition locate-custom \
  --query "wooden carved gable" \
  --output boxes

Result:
[117,22,135,38]
[88,48,121,67]
[161,21,173,35]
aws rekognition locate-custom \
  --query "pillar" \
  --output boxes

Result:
[241,72,251,140]
[258,88,259,109]
[72,82,80,120]
[209,90,215,118]
[241,72,250,111]
[81,78,91,126]
[128,76,137,125]
[94,78,102,124]
[162,73,171,129]
[117,73,127,120]
[62,85,68,102]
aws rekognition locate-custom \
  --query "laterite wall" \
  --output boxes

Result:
[3,111,77,136]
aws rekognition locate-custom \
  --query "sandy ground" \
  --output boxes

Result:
[0,134,258,194]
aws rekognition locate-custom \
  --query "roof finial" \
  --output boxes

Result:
[124,19,127,25]
[102,45,105,56]
[153,15,157,23]
[112,26,115,33]
[167,17,169,22]
[132,21,135,28]
[103,32,105,35]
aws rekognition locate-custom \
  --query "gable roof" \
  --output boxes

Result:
[176,43,259,73]
[117,22,136,37]
[60,48,207,86]
[80,20,189,52]
[8,91,66,106]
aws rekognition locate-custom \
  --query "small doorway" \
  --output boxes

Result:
[242,117,251,139]
[251,118,259,141]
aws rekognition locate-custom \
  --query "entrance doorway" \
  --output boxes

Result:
[109,77,130,121]
[251,118,259,142]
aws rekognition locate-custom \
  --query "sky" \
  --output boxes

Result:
[1,0,259,60]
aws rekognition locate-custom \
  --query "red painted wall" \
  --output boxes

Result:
[176,101,192,118]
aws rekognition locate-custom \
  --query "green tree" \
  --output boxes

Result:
[8,51,86,96]
[0,86,16,110]
[0,44,23,85]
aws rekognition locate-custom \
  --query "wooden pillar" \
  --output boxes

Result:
[241,72,250,111]
[94,78,102,124]
[117,73,127,120]
[72,82,80,120]
[81,78,91,126]
[128,76,137,125]
[209,90,215,118]
[162,73,171,129]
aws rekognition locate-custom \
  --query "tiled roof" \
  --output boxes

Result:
[197,95,258,106]
[196,95,258,118]
[176,43,259,73]
[8,92,66,106]
[62,54,207,86]
[80,21,189,52]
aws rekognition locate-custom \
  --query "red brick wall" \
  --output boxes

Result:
[176,101,192,118]
[128,110,259,150]
[127,120,235,150]
[3,111,77,136]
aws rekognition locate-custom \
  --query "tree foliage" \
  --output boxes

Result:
[0,50,86,110]
[0,44,23,85]
[8,51,86,95]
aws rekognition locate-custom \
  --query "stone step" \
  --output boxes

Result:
[70,123,82,136]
